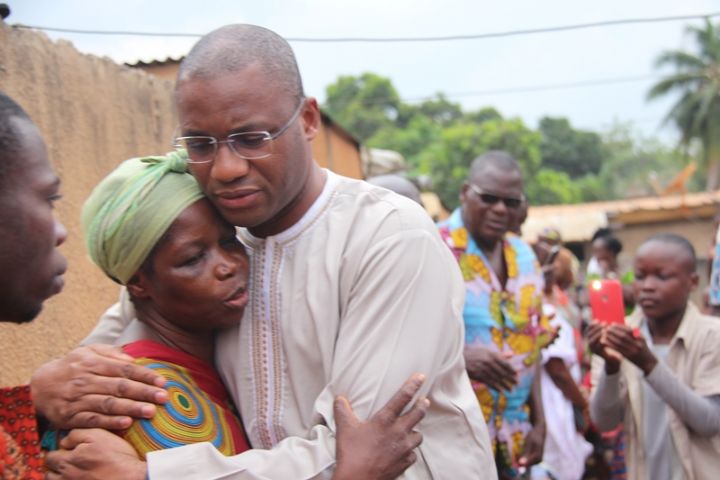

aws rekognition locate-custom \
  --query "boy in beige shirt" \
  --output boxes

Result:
[589,233,720,480]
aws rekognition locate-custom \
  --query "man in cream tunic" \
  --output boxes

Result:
[36,24,495,479]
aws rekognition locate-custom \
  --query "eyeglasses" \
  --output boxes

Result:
[174,97,306,164]
[467,183,524,209]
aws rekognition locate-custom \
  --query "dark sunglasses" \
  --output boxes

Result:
[467,184,524,209]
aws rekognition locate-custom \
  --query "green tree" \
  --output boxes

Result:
[324,73,400,141]
[464,107,502,125]
[416,93,463,126]
[647,19,720,190]
[539,116,605,178]
[596,122,693,199]
[367,114,441,169]
[525,168,582,205]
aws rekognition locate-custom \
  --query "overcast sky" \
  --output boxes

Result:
[8,0,720,143]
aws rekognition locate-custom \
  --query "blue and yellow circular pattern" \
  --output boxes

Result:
[123,359,236,458]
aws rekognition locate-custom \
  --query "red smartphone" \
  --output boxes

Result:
[588,279,625,325]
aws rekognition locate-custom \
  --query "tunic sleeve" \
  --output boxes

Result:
[81,287,135,345]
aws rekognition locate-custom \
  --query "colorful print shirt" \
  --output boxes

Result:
[0,385,44,479]
[438,209,555,475]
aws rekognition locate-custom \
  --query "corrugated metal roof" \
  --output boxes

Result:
[523,190,720,243]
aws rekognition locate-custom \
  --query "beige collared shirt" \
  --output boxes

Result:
[591,302,720,480]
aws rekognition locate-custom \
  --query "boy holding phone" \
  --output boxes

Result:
[588,233,720,480]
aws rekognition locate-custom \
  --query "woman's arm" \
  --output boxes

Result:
[545,358,587,410]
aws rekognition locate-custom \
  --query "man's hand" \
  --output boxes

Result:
[31,344,168,430]
[587,322,622,374]
[604,325,658,376]
[45,429,146,480]
[333,374,429,480]
[464,345,518,391]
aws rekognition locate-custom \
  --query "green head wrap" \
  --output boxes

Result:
[82,150,205,284]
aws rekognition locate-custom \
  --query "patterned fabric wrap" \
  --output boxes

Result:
[0,385,44,479]
[81,150,204,285]
[121,340,249,459]
[438,209,555,477]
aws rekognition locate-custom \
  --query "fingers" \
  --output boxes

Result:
[493,358,518,384]
[334,396,360,429]
[485,356,517,391]
[45,449,71,475]
[31,345,169,430]
[375,373,426,420]
[57,389,164,430]
[87,344,137,363]
[58,428,108,449]
[605,326,637,352]
[397,397,430,432]
[78,351,167,390]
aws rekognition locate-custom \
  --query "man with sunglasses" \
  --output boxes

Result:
[438,151,555,479]
[32,24,494,479]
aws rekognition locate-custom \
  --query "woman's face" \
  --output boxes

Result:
[592,237,616,273]
[136,199,249,331]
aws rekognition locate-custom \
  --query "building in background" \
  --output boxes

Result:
[524,190,720,303]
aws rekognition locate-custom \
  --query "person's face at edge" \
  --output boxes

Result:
[0,118,68,323]
[129,199,249,331]
[460,166,523,247]
[632,241,697,323]
[175,65,321,236]
[592,237,616,275]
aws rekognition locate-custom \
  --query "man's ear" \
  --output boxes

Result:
[459,182,470,203]
[690,271,700,291]
[126,272,151,300]
[301,97,321,141]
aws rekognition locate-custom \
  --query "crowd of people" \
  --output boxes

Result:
[1,22,719,480]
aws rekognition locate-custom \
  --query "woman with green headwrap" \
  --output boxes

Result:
[45,150,251,458]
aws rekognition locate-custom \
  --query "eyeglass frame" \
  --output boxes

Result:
[466,183,524,209]
[173,96,307,164]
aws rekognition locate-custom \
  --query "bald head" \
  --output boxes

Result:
[468,150,521,182]
[367,174,423,205]
[177,24,304,102]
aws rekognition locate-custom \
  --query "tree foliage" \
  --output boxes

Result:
[324,73,400,142]
[323,72,691,208]
[539,117,605,178]
[647,19,720,190]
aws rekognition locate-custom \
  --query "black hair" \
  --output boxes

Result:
[593,232,623,256]
[0,90,32,191]
[591,227,613,242]
[642,233,697,268]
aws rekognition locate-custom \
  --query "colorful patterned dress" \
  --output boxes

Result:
[0,385,44,479]
[438,209,555,477]
[44,340,249,459]
[120,340,249,458]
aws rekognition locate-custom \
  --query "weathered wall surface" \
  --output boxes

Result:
[0,23,178,385]
[312,121,363,179]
